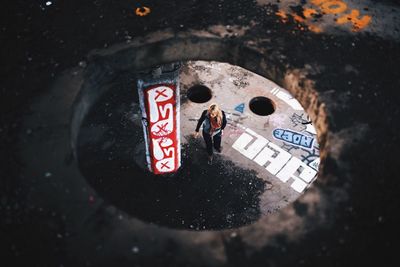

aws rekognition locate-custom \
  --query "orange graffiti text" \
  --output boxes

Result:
[276,0,371,33]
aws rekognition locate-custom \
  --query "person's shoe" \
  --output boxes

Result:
[207,155,213,165]
[215,146,223,153]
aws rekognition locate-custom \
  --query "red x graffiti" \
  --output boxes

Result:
[160,161,170,170]
[154,122,169,135]
[155,88,168,101]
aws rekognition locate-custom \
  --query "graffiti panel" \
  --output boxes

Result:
[273,128,314,149]
[144,84,179,174]
[232,127,318,193]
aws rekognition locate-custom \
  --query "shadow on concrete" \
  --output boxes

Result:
[77,75,266,230]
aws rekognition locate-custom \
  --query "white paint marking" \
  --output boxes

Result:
[270,87,280,95]
[309,158,320,171]
[232,128,269,159]
[306,123,317,135]
[253,142,291,175]
[148,87,173,123]
[276,156,317,191]
[276,91,303,110]
[232,132,254,159]
[270,87,303,110]
[291,178,308,193]
[232,127,319,193]
[155,157,175,172]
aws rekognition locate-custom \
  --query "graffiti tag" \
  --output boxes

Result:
[145,85,179,174]
[232,128,318,193]
[273,128,314,149]
[234,103,245,113]
[276,0,372,33]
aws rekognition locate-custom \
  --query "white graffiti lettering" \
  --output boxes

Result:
[232,127,318,193]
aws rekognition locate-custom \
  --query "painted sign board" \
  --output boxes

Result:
[137,64,181,174]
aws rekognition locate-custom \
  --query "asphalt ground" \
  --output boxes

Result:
[1,0,400,266]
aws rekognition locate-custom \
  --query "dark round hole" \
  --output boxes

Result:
[187,85,212,103]
[249,97,275,116]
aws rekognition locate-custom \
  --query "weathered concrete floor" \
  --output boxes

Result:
[180,61,319,210]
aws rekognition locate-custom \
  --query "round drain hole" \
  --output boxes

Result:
[249,96,275,116]
[187,85,212,103]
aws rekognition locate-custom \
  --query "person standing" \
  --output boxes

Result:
[194,103,227,164]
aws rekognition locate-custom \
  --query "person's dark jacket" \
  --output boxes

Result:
[195,110,227,133]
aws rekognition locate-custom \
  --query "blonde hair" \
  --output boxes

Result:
[207,103,223,125]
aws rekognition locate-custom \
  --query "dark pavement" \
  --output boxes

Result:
[1,0,400,266]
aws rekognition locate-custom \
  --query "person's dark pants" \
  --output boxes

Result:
[202,130,222,156]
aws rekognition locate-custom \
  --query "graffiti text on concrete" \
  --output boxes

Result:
[146,85,179,174]
[276,0,372,33]
[273,128,314,149]
[232,128,317,193]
